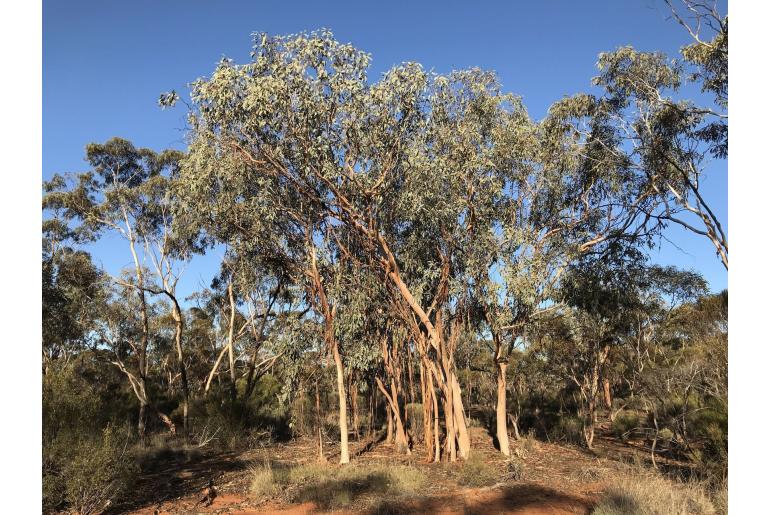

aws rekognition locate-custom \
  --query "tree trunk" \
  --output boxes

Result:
[331,342,350,464]
[170,299,189,435]
[315,377,326,463]
[431,380,440,462]
[419,360,433,460]
[351,378,359,440]
[451,372,471,459]
[138,401,147,439]
[442,372,457,462]
[603,376,612,411]
[227,282,237,402]
[376,377,409,453]
[584,395,597,449]
[495,361,510,456]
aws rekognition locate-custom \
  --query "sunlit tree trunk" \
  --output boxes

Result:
[331,342,350,464]
[495,360,510,456]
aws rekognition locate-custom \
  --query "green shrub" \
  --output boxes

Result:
[612,412,640,440]
[43,365,104,441]
[553,415,584,445]
[43,365,138,513]
[46,425,138,515]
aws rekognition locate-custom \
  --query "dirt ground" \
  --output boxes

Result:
[115,422,670,515]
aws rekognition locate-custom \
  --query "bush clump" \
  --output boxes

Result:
[45,425,138,515]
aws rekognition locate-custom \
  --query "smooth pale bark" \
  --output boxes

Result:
[379,236,472,461]
[450,372,471,459]
[331,342,350,464]
[112,357,176,436]
[495,361,511,456]
[584,344,610,449]
[442,371,457,462]
[307,244,350,464]
[204,344,230,394]
[430,375,440,463]
[379,334,410,454]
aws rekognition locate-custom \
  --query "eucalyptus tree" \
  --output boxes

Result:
[174,34,362,461]
[173,30,433,460]
[128,172,194,433]
[557,243,708,449]
[43,138,183,435]
[563,0,728,269]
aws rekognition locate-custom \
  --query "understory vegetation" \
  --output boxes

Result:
[42,1,726,513]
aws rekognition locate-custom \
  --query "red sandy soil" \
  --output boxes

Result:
[118,423,670,514]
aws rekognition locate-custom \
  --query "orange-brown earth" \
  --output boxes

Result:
[115,422,677,515]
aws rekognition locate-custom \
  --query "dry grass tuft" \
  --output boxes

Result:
[457,454,500,488]
[593,471,716,515]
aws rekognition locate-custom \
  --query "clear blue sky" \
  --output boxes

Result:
[43,0,727,300]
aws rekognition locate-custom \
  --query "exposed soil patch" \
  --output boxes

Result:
[115,426,658,514]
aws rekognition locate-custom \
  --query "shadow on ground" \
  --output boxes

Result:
[367,484,593,515]
[106,446,251,514]
[292,472,392,510]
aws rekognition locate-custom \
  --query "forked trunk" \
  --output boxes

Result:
[376,377,409,453]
